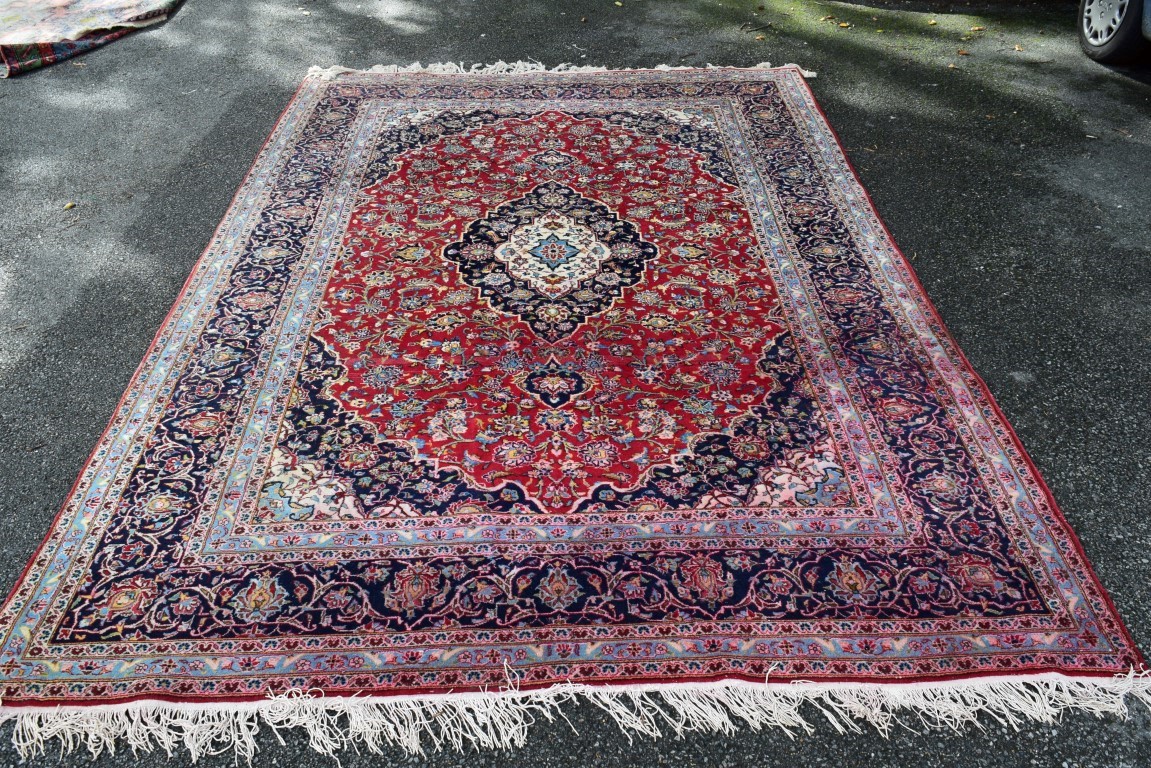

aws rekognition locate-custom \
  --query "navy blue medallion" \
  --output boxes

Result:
[443,182,658,341]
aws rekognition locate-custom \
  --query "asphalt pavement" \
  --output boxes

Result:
[1,0,1149,765]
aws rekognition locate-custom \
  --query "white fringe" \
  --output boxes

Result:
[3,672,1149,761]
[305,60,817,79]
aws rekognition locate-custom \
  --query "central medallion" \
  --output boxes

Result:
[444,182,657,341]
[496,211,612,298]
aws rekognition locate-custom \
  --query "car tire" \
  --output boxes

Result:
[1079,0,1149,63]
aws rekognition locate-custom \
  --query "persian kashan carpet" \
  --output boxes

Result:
[0,63,1147,758]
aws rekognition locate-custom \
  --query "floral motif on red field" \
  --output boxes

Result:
[314,111,789,511]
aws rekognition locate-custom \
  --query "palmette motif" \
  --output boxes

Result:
[0,67,1140,711]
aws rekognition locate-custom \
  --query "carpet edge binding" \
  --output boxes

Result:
[3,672,1150,760]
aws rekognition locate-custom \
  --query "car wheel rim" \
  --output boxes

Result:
[1083,0,1129,45]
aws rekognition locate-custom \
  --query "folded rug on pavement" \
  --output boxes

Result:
[0,63,1145,759]
[0,0,179,77]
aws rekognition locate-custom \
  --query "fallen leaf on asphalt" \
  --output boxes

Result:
[928,19,938,25]
[614,1,623,6]
[1014,44,1024,51]
[755,34,766,40]
[581,16,587,22]
[63,202,76,211]
[1085,134,1098,139]
[958,49,970,55]
[970,26,986,31]
[948,63,958,68]
[821,15,835,21]
[839,22,851,28]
